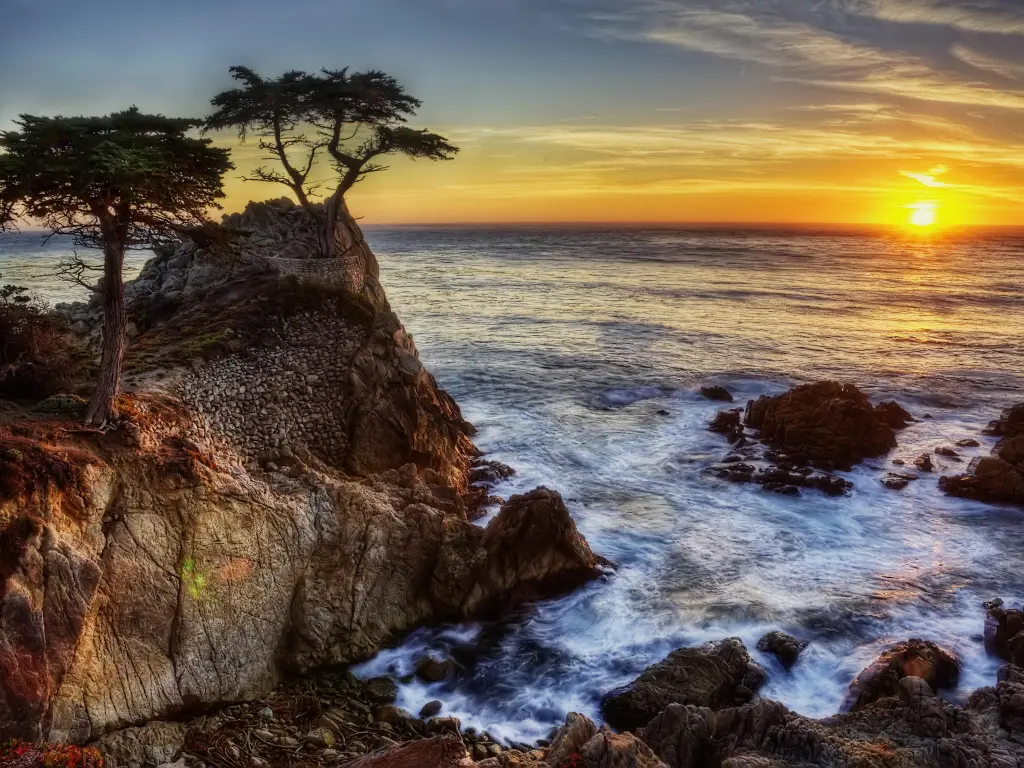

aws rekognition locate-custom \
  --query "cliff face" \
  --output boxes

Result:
[1,206,606,747]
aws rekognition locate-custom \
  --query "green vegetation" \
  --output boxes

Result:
[0,109,233,425]
[205,66,457,257]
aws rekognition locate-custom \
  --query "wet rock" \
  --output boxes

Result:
[985,601,1024,665]
[709,408,744,444]
[470,460,516,486]
[700,385,734,403]
[943,403,1024,505]
[756,631,807,669]
[940,457,1024,505]
[881,472,917,490]
[841,638,961,712]
[415,654,459,683]
[957,438,981,448]
[546,712,598,767]
[914,453,934,472]
[935,446,962,459]
[744,382,897,471]
[419,700,443,718]
[639,703,716,768]
[875,400,914,429]
[601,638,767,732]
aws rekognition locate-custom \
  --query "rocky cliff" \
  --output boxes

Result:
[1,204,607,751]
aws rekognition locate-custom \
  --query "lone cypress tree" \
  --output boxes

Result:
[205,66,458,257]
[0,108,233,426]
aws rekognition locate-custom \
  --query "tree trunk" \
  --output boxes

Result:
[84,239,126,426]
[320,193,340,259]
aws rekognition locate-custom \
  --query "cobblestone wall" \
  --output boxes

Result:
[178,310,364,466]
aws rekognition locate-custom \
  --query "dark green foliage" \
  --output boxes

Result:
[205,66,457,234]
[0,279,84,400]
[0,108,233,246]
[0,108,233,424]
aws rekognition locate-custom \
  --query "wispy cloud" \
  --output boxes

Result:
[854,0,1024,34]
[952,44,1024,80]
[579,0,1024,110]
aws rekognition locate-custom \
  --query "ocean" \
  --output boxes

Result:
[3,225,1024,743]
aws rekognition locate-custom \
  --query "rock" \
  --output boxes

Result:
[305,727,336,748]
[914,453,934,472]
[744,382,897,470]
[709,409,744,443]
[601,638,767,732]
[941,403,1024,505]
[415,655,459,683]
[344,733,471,767]
[92,722,186,768]
[935,446,961,458]
[419,700,443,718]
[755,631,807,669]
[373,705,411,727]
[258,707,274,721]
[940,457,1024,504]
[881,472,916,490]
[427,716,462,735]
[700,385,734,403]
[957,438,981,448]
[874,400,914,429]
[470,460,516,486]
[579,730,669,768]
[364,678,399,704]
[985,602,1024,665]
[639,704,716,768]
[0,432,602,742]
[546,712,598,767]
[841,638,961,712]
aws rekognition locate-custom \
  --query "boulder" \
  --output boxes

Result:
[984,601,1024,665]
[601,638,767,732]
[840,639,961,712]
[415,654,459,683]
[700,386,734,403]
[578,730,669,768]
[546,712,598,767]
[744,382,897,470]
[709,409,744,444]
[755,631,807,669]
[345,733,473,767]
[941,403,1024,506]
[874,400,914,429]
[91,722,186,768]
[940,457,1024,505]
[638,704,716,768]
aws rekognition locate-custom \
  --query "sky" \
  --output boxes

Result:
[2,0,1024,226]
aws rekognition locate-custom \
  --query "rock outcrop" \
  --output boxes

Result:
[840,638,961,712]
[601,639,767,732]
[744,382,900,471]
[0,422,604,744]
[985,600,1024,666]
[940,403,1024,505]
[755,632,807,670]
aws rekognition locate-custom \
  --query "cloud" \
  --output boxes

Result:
[578,0,1024,110]
[901,166,952,187]
[951,44,1024,80]
[854,0,1024,34]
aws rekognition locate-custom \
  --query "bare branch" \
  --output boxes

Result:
[55,251,103,290]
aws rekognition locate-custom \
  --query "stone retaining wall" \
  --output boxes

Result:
[178,309,363,466]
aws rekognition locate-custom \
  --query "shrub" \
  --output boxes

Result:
[0,740,104,768]
[0,280,84,400]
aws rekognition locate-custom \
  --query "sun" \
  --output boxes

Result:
[908,202,937,228]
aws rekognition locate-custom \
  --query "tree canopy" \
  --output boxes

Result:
[0,108,233,246]
[204,66,457,255]
[0,108,233,425]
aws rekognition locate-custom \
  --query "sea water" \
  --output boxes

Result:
[3,225,1023,743]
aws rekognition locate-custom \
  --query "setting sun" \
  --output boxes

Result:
[908,202,938,228]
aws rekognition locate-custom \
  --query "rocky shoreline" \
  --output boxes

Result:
[1,200,1022,767]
